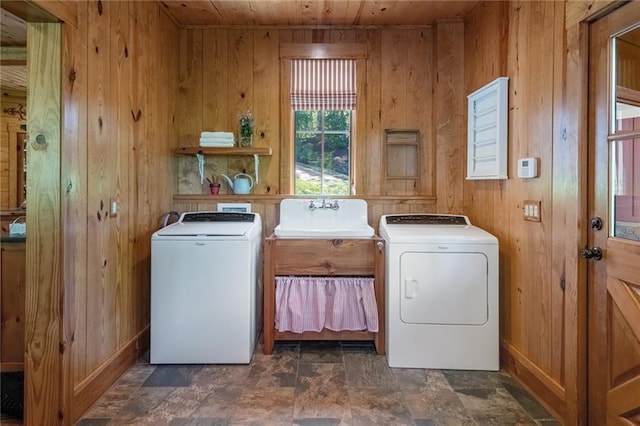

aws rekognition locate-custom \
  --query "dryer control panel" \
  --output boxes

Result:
[385,214,469,226]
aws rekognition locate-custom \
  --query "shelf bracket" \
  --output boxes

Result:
[196,153,205,184]
[253,154,260,184]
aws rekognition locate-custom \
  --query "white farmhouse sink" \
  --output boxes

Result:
[274,198,374,238]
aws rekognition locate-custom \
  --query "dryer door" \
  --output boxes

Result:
[399,252,488,325]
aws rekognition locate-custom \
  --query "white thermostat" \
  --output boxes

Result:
[517,157,538,179]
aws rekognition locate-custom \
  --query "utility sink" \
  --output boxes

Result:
[274,198,374,238]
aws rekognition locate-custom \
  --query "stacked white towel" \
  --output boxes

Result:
[200,131,235,147]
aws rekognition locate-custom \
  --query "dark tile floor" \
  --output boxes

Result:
[74,341,559,425]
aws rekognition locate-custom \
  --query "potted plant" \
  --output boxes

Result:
[207,175,221,195]
[238,110,254,147]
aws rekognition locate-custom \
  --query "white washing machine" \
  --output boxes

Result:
[379,214,499,370]
[151,211,262,364]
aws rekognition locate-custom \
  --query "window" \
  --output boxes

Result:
[291,59,355,195]
[612,32,640,241]
[280,44,366,195]
[294,110,351,195]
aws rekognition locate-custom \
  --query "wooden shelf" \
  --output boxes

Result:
[175,146,272,156]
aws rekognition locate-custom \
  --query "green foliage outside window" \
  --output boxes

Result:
[294,110,351,195]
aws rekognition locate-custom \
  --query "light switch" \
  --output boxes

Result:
[523,200,541,222]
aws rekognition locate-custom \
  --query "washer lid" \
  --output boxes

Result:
[156,212,257,237]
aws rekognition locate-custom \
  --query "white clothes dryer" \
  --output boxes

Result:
[379,214,499,370]
[151,211,262,364]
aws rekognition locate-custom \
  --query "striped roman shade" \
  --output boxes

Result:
[291,59,356,111]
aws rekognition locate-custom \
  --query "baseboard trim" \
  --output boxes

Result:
[71,326,150,422]
[500,338,566,421]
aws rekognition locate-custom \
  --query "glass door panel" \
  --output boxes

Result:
[611,25,640,241]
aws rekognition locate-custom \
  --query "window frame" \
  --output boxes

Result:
[280,43,367,195]
[294,110,353,195]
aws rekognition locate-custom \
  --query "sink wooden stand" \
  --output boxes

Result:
[262,235,385,355]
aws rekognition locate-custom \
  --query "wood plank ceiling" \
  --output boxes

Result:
[160,0,481,26]
[1,8,27,95]
[0,0,481,96]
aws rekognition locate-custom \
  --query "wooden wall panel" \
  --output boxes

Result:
[23,1,611,422]
[227,29,257,183]
[464,0,580,421]
[229,28,254,130]
[203,29,229,132]
[380,29,409,196]
[356,29,382,196]
[176,26,452,201]
[62,0,89,415]
[129,0,177,334]
[158,9,181,214]
[462,1,508,236]
[435,22,464,214]
[507,0,557,372]
[113,0,131,350]
[22,1,180,422]
[406,29,434,197]
[85,0,114,374]
[464,2,517,383]
[252,29,280,194]
[177,29,204,146]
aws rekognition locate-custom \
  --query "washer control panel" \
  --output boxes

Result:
[181,212,255,223]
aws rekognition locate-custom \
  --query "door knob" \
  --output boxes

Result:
[581,246,603,260]
[590,217,603,230]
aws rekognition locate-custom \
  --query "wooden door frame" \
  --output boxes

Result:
[2,1,69,424]
[25,21,65,425]
[562,19,589,425]
[586,2,640,424]
[562,2,628,424]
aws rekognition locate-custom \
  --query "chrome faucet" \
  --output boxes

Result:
[326,199,339,210]
[308,199,340,211]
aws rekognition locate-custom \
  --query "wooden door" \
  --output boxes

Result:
[589,3,640,424]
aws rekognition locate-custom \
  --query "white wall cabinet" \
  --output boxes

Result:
[466,77,509,180]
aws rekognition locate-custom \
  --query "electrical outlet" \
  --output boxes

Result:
[523,200,541,222]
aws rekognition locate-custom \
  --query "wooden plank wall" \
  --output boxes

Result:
[26,1,180,423]
[22,0,621,423]
[464,0,567,417]
[463,1,615,421]
[173,24,463,225]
